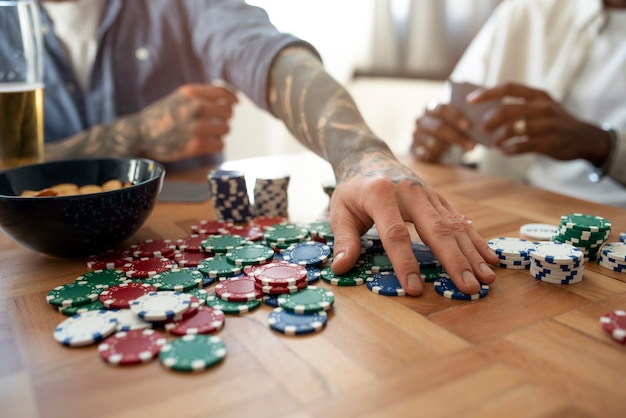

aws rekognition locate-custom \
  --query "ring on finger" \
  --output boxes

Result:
[513,119,527,136]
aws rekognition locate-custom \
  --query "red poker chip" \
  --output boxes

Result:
[130,239,176,258]
[252,262,308,286]
[164,306,225,336]
[99,282,157,309]
[215,277,263,302]
[175,234,206,253]
[244,259,284,276]
[191,220,233,235]
[173,251,209,267]
[98,329,167,365]
[254,280,307,295]
[600,310,626,344]
[123,257,174,278]
[218,224,264,242]
[86,249,133,270]
[251,216,288,230]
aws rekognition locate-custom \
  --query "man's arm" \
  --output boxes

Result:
[268,47,498,296]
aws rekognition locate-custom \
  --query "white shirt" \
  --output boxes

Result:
[448,0,626,207]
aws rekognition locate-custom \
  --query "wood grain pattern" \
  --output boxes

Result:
[1,153,625,418]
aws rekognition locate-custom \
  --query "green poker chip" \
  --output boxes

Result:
[159,334,227,372]
[197,255,242,278]
[46,281,101,308]
[201,234,250,254]
[307,220,334,241]
[559,213,611,232]
[75,270,127,289]
[358,253,394,273]
[205,294,261,314]
[320,265,370,286]
[226,244,274,266]
[57,299,106,316]
[277,286,334,314]
[184,288,209,305]
[148,268,203,291]
[419,265,448,283]
[263,223,310,245]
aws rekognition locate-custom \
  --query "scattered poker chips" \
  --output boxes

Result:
[173,251,208,268]
[159,334,227,372]
[277,286,334,314]
[130,239,176,258]
[191,219,233,235]
[307,220,334,242]
[219,224,264,242]
[201,234,250,254]
[47,281,101,308]
[148,268,204,291]
[58,299,106,316]
[112,308,153,331]
[197,255,242,278]
[129,291,193,322]
[74,269,128,289]
[206,294,261,314]
[165,306,225,336]
[53,310,118,347]
[226,244,274,266]
[358,252,393,273]
[321,265,369,286]
[528,241,585,284]
[267,307,327,335]
[99,282,157,309]
[123,257,174,279]
[552,213,611,262]
[434,276,489,301]
[411,242,440,269]
[282,241,331,267]
[175,234,206,253]
[264,223,309,245]
[487,237,536,269]
[597,242,626,272]
[98,329,167,365]
[214,277,262,302]
[252,262,308,286]
[366,271,406,296]
[86,248,133,270]
[599,310,626,345]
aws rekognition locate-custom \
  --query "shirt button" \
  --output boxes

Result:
[135,47,150,61]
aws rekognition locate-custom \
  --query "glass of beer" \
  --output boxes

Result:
[0,0,44,170]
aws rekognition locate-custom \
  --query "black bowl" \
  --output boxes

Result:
[0,158,164,257]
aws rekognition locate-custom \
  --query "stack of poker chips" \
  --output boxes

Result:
[552,213,611,262]
[253,174,290,217]
[597,242,626,272]
[207,169,254,223]
[528,241,584,284]
[487,237,537,269]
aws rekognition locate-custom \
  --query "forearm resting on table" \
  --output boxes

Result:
[267,47,400,182]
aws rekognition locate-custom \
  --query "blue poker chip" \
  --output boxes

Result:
[267,307,327,335]
[366,271,405,296]
[263,295,280,308]
[433,276,489,301]
[305,266,321,285]
[411,242,440,269]
[620,232,626,243]
[282,241,331,267]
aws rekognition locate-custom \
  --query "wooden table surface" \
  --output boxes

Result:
[1,152,626,418]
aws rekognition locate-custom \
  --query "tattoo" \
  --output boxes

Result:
[268,47,425,188]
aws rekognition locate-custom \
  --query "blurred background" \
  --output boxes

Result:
[225,0,501,161]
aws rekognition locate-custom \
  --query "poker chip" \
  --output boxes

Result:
[218,224,264,242]
[411,242,440,269]
[123,257,174,279]
[277,286,334,314]
[599,310,626,344]
[553,213,611,262]
[53,310,118,347]
[253,174,290,218]
[148,268,204,291]
[98,329,167,365]
[264,223,309,245]
[263,295,280,308]
[208,169,254,223]
[254,280,308,295]
[175,234,206,253]
[267,307,327,336]
[58,299,105,316]
[307,220,334,241]
[282,241,331,267]
[74,269,127,289]
[251,215,288,230]
[434,276,489,301]
[191,219,233,235]
[112,308,153,331]
[320,265,369,286]
[206,294,261,314]
[620,232,626,243]
[559,213,611,232]
[159,334,227,372]
[252,262,308,286]
[519,223,559,241]
[528,241,585,284]
[487,237,536,269]
[420,265,448,283]
[366,271,406,296]
[358,252,394,273]
[99,282,157,309]
[46,281,101,308]
[197,255,242,278]
[201,234,250,254]
[130,239,176,258]
[129,291,193,322]
[305,266,321,285]
[184,288,209,305]
[597,242,626,272]
[86,249,133,270]
[528,241,584,263]
[165,306,225,336]
[225,244,274,266]
[173,251,209,268]
[214,276,263,302]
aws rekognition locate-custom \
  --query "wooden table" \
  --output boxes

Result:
[2,152,626,418]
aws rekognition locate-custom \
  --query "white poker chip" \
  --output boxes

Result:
[112,308,153,331]
[519,224,559,241]
[600,242,626,262]
[528,241,584,264]
[53,310,118,347]
[129,291,192,322]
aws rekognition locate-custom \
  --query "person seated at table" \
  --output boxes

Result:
[410,0,626,208]
[30,0,498,296]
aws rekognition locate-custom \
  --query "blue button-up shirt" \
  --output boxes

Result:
[34,0,312,151]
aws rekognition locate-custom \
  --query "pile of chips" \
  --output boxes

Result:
[253,174,290,217]
[528,241,584,284]
[208,169,254,223]
[552,213,611,262]
[598,242,626,272]
[599,310,626,346]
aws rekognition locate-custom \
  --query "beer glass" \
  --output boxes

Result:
[0,0,44,169]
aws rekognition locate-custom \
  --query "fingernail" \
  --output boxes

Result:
[462,270,478,286]
[408,273,422,290]
[479,263,493,276]
[332,251,345,265]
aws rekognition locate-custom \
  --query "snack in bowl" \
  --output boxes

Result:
[0,157,165,257]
